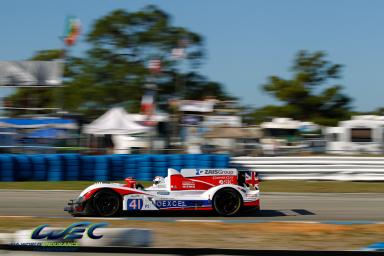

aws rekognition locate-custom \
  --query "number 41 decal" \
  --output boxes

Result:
[127,199,143,210]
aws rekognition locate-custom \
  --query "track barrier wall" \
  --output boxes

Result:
[3,154,384,182]
[0,154,230,181]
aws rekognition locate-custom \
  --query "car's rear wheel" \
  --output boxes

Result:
[93,189,121,217]
[213,188,242,216]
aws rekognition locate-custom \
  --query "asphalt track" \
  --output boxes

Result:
[0,190,383,221]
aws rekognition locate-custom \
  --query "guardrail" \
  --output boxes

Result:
[231,156,384,181]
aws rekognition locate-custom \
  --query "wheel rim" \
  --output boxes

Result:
[214,190,241,215]
[95,192,119,216]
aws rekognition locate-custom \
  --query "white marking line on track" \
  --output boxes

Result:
[74,217,128,220]
[176,219,223,223]
[0,216,36,218]
[272,221,318,224]
[278,210,298,216]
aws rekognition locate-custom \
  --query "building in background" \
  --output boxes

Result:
[326,115,384,155]
[260,118,324,155]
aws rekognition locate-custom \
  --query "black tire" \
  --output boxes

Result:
[92,189,121,217]
[212,188,242,216]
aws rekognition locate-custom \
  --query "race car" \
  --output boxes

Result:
[64,168,260,217]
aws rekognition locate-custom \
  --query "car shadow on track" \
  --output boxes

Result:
[240,209,316,217]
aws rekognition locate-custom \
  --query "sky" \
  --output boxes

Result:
[1,0,383,111]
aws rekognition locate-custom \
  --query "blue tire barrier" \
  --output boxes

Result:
[30,155,47,181]
[167,165,182,170]
[0,155,14,181]
[212,162,228,168]
[136,172,152,181]
[108,155,124,181]
[212,154,230,162]
[167,155,182,161]
[183,160,196,168]
[181,154,197,161]
[153,161,168,175]
[46,154,63,181]
[153,161,168,167]
[94,156,109,181]
[136,165,153,181]
[154,168,168,177]
[136,158,151,167]
[124,156,137,178]
[80,156,95,181]
[13,155,32,181]
[62,154,80,181]
[124,165,137,177]
[168,160,183,166]
[212,155,230,168]
[151,154,168,163]
[197,154,212,162]
[0,154,230,182]
[195,160,211,169]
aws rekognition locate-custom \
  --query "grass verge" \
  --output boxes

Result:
[1,180,384,193]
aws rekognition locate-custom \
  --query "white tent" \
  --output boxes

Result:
[83,107,150,135]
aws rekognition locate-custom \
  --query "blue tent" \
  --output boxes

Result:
[0,118,76,129]
[27,128,67,139]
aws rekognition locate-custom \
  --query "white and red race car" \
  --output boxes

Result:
[64,168,260,217]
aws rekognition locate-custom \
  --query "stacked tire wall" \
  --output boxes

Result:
[0,154,230,182]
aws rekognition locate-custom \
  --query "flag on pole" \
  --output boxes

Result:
[171,48,185,60]
[64,16,81,46]
[148,59,161,74]
[141,88,156,126]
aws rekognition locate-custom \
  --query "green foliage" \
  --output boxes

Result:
[250,50,352,126]
[6,5,231,118]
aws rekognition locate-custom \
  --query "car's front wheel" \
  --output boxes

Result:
[92,189,121,217]
[213,188,242,216]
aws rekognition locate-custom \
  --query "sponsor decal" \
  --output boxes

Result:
[218,179,233,185]
[182,181,196,189]
[156,200,187,208]
[155,200,211,209]
[127,199,144,210]
[195,169,236,176]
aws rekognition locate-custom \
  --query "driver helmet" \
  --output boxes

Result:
[153,176,165,186]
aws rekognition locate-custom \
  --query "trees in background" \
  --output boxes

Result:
[6,5,232,118]
[248,50,352,126]
[6,7,356,125]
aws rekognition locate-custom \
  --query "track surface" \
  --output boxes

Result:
[1,190,383,221]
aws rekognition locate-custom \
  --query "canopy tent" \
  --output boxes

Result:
[83,107,150,135]
[0,118,77,129]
